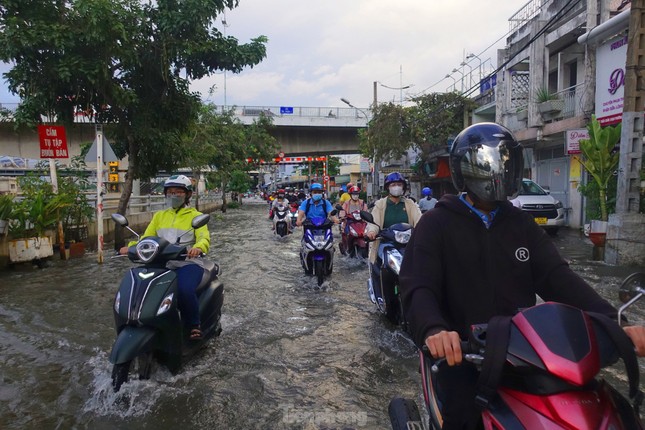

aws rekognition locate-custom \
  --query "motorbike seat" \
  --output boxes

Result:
[196,260,220,294]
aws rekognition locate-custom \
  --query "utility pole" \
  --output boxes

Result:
[607,0,645,265]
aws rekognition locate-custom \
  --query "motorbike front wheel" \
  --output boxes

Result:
[112,361,131,392]
[314,259,325,286]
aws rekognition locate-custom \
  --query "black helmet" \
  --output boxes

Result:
[449,122,523,202]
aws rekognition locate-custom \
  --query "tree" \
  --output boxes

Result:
[577,115,621,221]
[182,105,276,210]
[0,0,268,218]
[359,102,411,162]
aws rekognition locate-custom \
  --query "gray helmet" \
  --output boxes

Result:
[449,122,523,202]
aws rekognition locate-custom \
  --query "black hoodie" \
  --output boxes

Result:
[399,194,616,347]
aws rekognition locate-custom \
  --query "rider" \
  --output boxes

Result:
[398,122,645,430]
[365,172,422,302]
[340,185,368,233]
[271,189,291,231]
[119,174,210,340]
[417,187,438,213]
[296,183,338,227]
[338,182,353,204]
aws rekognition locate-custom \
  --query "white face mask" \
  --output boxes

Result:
[351,194,359,201]
[389,185,403,197]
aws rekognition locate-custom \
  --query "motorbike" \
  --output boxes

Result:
[299,211,337,286]
[109,213,224,392]
[273,203,291,237]
[361,210,412,328]
[335,204,368,259]
[389,272,645,430]
[288,202,299,229]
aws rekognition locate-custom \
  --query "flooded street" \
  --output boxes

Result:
[0,199,643,429]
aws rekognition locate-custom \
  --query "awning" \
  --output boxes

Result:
[577,9,630,45]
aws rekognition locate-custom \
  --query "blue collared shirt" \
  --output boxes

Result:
[299,198,333,219]
[459,194,499,229]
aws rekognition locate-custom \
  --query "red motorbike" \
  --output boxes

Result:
[389,272,645,430]
[338,209,368,259]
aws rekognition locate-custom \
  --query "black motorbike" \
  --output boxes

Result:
[362,210,412,329]
[109,213,223,392]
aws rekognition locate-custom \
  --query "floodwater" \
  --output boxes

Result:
[0,199,642,429]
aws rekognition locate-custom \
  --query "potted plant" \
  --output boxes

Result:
[59,156,94,257]
[535,87,564,115]
[0,193,13,235]
[576,115,621,250]
[8,175,70,264]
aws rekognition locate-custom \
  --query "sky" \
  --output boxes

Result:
[0,0,530,110]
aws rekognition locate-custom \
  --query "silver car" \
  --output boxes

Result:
[510,179,565,235]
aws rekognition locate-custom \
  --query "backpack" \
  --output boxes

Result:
[304,198,328,219]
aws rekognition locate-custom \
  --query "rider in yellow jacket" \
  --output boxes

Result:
[120,175,210,340]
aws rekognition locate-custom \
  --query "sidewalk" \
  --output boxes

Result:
[551,227,645,281]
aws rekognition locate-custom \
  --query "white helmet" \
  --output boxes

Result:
[164,174,193,194]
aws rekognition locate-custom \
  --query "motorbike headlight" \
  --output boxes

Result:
[136,238,160,263]
[114,291,121,313]
[352,213,361,220]
[386,250,403,274]
[313,240,326,250]
[157,293,174,316]
[394,230,412,244]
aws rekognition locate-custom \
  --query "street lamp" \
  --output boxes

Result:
[452,68,465,92]
[460,61,473,90]
[378,82,412,105]
[445,74,457,92]
[466,53,483,82]
[341,97,374,198]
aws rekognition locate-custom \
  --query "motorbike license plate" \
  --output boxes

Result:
[534,217,547,225]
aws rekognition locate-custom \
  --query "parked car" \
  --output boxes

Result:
[510,179,565,235]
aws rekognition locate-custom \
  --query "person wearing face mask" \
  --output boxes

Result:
[119,174,210,340]
[340,185,368,232]
[296,183,338,227]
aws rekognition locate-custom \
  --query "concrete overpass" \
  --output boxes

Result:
[0,104,370,162]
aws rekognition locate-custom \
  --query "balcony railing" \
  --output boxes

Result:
[554,83,585,119]
[509,0,544,34]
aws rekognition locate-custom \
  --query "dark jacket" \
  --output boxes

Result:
[399,194,616,347]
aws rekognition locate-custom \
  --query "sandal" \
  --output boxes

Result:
[189,327,203,340]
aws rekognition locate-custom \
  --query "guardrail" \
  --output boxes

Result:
[89,193,223,219]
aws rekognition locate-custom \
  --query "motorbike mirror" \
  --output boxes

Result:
[619,272,645,303]
[111,213,128,227]
[360,210,375,224]
[335,204,343,211]
[330,209,338,216]
[191,214,211,229]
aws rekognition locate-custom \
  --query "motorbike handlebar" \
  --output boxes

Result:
[424,342,484,373]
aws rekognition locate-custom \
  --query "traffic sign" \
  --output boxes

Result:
[323,175,330,183]
[280,107,293,114]
[38,125,69,159]
[278,152,285,158]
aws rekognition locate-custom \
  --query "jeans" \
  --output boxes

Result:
[176,264,204,327]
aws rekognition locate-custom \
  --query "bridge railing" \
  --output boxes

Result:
[0,103,371,122]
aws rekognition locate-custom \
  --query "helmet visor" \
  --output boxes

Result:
[459,140,523,202]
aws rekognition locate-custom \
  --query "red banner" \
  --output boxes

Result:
[38,125,69,158]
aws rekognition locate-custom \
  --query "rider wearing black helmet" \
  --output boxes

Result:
[399,123,645,430]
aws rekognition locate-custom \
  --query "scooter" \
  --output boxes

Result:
[389,272,645,430]
[109,213,224,392]
[299,212,337,286]
[288,202,299,229]
[273,203,291,237]
[361,210,412,328]
[336,204,368,259]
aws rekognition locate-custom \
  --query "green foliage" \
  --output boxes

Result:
[228,170,252,194]
[309,156,341,176]
[9,175,70,238]
[0,194,14,220]
[0,0,268,213]
[58,156,94,241]
[577,115,621,221]
[226,201,241,209]
[359,93,474,168]
[577,175,617,222]
[534,87,559,103]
